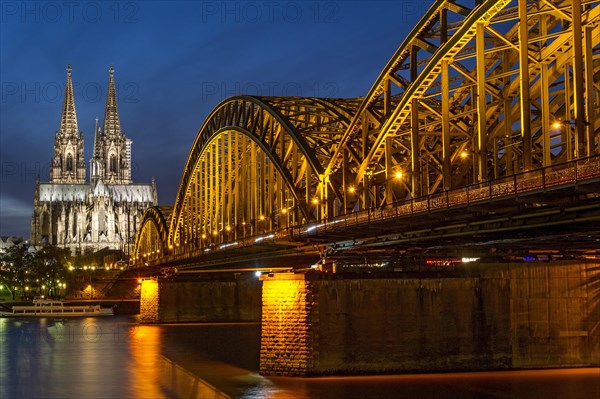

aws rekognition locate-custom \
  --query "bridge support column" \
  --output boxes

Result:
[140,278,160,323]
[259,262,600,376]
[259,272,317,376]
[139,274,262,323]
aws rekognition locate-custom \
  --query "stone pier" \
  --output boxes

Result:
[259,261,600,376]
[140,274,262,323]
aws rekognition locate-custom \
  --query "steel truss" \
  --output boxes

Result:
[140,0,600,258]
[168,96,359,248]
[134,206,172,261]
[325,0,600,214]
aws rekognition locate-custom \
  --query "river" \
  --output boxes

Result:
[1,316,598,398]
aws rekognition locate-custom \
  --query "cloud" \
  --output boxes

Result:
[0,193,32,237]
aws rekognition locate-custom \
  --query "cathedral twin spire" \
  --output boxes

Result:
[51,64,85,184]
[51,65,132,185]
[59,65,79,138]
[102,66,121,137]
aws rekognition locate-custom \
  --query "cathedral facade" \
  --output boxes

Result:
[31,65,157,255]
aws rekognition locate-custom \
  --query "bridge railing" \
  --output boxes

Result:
[291,154,600,239]
[138,229,293,268]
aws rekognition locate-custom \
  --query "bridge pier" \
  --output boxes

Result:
[139,274,262,323]
[259,261,600,376]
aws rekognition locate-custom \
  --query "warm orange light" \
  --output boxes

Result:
[137,278,142,284]
[261,278,305,322]
[140,279,159,323]
[259,215,265,221]
[348,186,355,193]
[212,230,218,235]
[552,121,563,129]
[201,233,207,239]
[460,151,468,159]
[225,226,231,232]
[394,171,403,179]
[312,198,319,205]
[281,208,287,214]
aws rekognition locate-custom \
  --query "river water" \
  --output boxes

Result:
[1,316,598,399]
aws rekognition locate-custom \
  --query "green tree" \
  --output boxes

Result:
[31,246,70,297]
[0,244,34,300]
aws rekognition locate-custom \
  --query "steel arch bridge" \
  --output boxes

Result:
[133,206,172,262]
[134,0,600,265]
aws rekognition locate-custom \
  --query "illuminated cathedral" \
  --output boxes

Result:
[30,65,157,255]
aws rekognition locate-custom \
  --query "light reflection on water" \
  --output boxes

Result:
[1,317,598,399]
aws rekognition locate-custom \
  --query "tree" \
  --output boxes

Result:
[1,244,72,300]
[31,245,70,297]
[0,244,34,300]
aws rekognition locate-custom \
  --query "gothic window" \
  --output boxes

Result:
[99,208,106,233]
[72,213,77,238]
[66,154,73,172]
[110,155,117,173]
[41,211,50,241]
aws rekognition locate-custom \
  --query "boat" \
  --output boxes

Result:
[0,297,114,317]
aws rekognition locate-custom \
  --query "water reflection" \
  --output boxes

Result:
[0,316,133,399]
[1,317,599,399]
[128,323,164,398]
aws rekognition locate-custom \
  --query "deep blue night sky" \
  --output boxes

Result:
[0,1,428,238]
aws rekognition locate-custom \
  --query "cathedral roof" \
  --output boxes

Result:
[59,64,79,137]
[93,179,108,196]
[109,184,156,203]
[39,183,88,202]
[37,182,156,203]
[102,65,122,137]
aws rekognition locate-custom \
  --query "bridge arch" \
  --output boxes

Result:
[168,95,360,248]
[133,206,172,262]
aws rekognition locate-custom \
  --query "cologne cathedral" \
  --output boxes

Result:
[30,65,157,255]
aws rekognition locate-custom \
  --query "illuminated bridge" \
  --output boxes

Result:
[133,0,600,272]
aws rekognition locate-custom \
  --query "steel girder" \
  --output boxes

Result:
[168,96,359,248]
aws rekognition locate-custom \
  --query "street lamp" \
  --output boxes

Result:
[312,197,320,221]
[460,150,471,185]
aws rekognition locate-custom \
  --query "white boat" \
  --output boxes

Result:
[0,297,114,317]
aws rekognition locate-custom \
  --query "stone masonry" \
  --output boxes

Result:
[259,273,318,376]
[259,261,600,376]
[140,278,159,323]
